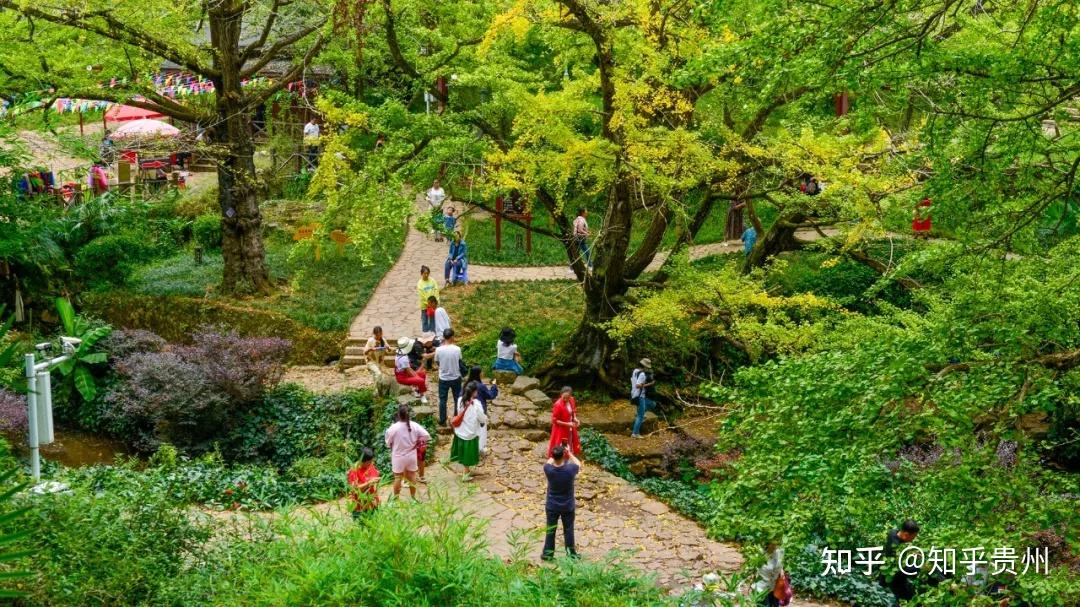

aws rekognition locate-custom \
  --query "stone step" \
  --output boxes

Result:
[341,355,366,368]
[344,346,366,356]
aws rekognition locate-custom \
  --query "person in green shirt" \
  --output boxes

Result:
[417,265,440,333]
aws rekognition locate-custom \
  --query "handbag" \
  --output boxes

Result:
[451,400,469,428]
[458,357,469,378]
[772,571,792,606]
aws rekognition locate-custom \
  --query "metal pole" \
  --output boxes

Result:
[38,372,54,444]
[24,354,39,482]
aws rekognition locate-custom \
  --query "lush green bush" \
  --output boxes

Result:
[191,214,222,251]
[73,233,155,285]
[180,498,671,606]
[8,477,212,605]
[766,251,912,312]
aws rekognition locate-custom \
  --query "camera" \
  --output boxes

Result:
[60,336,82,355]
[35,342,52,352]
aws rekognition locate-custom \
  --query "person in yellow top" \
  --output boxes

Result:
[417,265,440,333]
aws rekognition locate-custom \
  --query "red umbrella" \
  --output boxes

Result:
[105,104,165,122]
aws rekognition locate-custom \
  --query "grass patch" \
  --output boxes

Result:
[128,228,404,333]
[440,280,581,373]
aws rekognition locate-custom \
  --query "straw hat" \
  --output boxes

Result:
[639,358,652,370]
[397,336,415,352]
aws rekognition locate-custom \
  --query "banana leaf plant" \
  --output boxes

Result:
[53,298,110,402]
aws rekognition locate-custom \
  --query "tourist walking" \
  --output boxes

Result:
[541,444,580,560]
[346,447,381,521]
[492,327,524,375]
[630,358,656,439]
[752,540,792,606]
[363,326,389,359]
[742,225,757,256]
[384,405,431,499]
[547,386,581,458]
[303,117,321,168]
[394,337,429,404]
[427,179,447,241]
[450,381,487,480]
[434,328,464,425]
[445,231,468,286]
[466,366,498,453]
[881,519,920,602]
[417,266,440,333]
[443,207,457,237]
[572,207,591,268]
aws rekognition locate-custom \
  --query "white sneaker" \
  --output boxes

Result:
[420,395,428,405]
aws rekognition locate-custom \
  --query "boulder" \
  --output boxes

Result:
[523,429,549,442]
[396,393,419,406]
[492,370,518,386]
[577,401,660,434]
[412,404,437,419]
[509,375,539,395]
[524,389,552,408]
[501,410,530,429]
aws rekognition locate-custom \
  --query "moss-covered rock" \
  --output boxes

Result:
[81,292,342,365]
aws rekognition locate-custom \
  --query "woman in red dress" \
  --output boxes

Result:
[912,198,932,239]
[547,386,582,458]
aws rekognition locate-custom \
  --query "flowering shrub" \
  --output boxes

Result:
[102,329,291,454]
[0,388,26,433]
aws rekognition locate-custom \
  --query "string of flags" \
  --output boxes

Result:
[2,71,311,117]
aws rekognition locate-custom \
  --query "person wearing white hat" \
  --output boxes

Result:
[394,336,428,404]
[630,358,656,438]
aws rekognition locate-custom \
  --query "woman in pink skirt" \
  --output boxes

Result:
[384,405,431,499]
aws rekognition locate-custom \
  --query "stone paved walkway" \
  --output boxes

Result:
[347,196,838,344]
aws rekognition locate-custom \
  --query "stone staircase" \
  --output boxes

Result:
[340,336,369,369]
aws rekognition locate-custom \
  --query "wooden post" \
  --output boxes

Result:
[495,194,504,252]
[835,92,850,117]
[78,111,84,136]
[525,212,533,254]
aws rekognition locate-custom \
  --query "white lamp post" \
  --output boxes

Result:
[24,338,79,482]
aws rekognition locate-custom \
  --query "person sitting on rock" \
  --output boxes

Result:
[394,337,428,405]
[492,327,525,375]
[364,326,388,359]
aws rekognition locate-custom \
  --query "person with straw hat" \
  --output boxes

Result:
[394,336,429,404]
[630,358,656,438]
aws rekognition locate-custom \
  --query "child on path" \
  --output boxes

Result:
[347,447,381,521]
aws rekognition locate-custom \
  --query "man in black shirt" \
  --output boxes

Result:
[882,519,920,601]
[541,444,580,560]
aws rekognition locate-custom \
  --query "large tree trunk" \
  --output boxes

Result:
[211,3,272,295]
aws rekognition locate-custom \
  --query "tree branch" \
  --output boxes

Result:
[241,20,326,79]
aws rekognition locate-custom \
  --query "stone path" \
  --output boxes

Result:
[221,390,827,604]
[345,195,838,360]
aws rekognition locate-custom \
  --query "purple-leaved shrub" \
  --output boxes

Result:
[103,328,291,454]
[0,388,27,433]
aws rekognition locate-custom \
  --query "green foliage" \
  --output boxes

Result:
[188,497,670,606]
[73,233,155,286]
[53,297,111,402]
[8,476,212,606]
[191,214,222,251]
[442,281,580,373]
[766,251,913,313]
[0,466,32,599]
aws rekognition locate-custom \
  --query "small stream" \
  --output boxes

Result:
[4,428,132,467]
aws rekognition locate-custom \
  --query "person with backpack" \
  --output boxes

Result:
[394,337,429,404]
[630,359,657,439]
[752,540,792,606]
[384,405,431,499]
[450,380,487,481]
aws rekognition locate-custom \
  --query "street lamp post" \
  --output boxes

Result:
[24,340,76,482]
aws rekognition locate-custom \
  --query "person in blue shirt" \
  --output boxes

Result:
[445,231,469,286]
[443,207,457,237]
[742,226,757,256]
[541,444,580,560]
